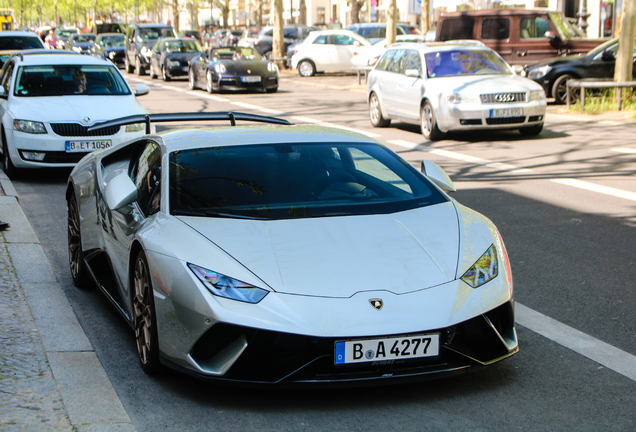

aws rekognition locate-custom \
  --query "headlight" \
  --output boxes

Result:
[108,51,116,59]
[447,94,477,104]
[527,65,551,80]
[267,62,278,73]
[72,46,82,53]
[125,123,145,132]
[168,60,180,67]
[461,244,498,288]
[13,120,47,134]
[188,263,268,303]
[214,63,226,74]
[141,46,152,58]
[529,89,546,102]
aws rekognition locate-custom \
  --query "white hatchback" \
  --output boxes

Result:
[0,51,150,177]
[291,30,372,77]
[367,42,547,140]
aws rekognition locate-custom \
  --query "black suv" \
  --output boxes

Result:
[125,23,176,75]
[345,23,420,44]
[253,25,318,59]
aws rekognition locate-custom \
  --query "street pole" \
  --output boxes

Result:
[577,0,590,35]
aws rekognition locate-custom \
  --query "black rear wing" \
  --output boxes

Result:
[88,111,293,134]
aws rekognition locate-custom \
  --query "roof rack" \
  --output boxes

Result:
[88,111,293,134]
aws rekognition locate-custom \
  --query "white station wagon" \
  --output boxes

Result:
[367,42,547,140]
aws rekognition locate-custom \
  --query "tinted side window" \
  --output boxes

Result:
[1,61,14,94]
[481,18,510,40]
[439,18,474,41]
[404,50,422,74]
[388,49,406,73]
[375,50,396,71]
[132,142,162,217]
[284,28,298,38]
[331,34,355,45]
[313,35,327,44]
[519,16,550,39]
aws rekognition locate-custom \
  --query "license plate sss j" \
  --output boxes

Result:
[335,334,440,365]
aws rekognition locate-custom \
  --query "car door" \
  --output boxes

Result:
[329,33,363,71]
[480,17,513,64]
[393,50,424,120]
[306,34,332,71]
[376,49,407,116]
[514,14,557,65]
[103,140,162,316]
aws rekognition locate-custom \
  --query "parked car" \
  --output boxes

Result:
[188,46,278,93]
[351,34,427,69]
[237,27,259,47]
[64,33,96,54]
[66,110,517,383]
[125,23,176,75]
[92,33,126,68]
[225,30,243,47]
[291,29,373,77]
[435,9,607,67]
[253,25,319,59]
[523,37,636,104]
[367,42,546,140]
[345,22,421,44]
[209,29,229,48]
[0,51,150,177]
[91,21,127,35]
[180,29,204,46]
[0,31,45,66]
[55,27,78,50]
[149,37,204,81]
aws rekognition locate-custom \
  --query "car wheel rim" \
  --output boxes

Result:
[67,198,81,279]
[299,62,312,76]
[557,81,572,102]
[133,257,152,365]
[370,95,380,125]
[422,105,433,135]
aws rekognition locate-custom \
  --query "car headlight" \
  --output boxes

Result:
[141,46,152,58]
[13,120,47,134]
[527,65,551,80]
[125,123,145,132]
[529,89,546,102]
[214,63,226,73]
[72,46,82,53]
[188,263,268,303]
[168,60,180,67]
[267,62,278,73]
[461,244,498,288]
[447,94,477,104]
[108,51,116,59]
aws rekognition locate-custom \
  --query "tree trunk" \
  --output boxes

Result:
[350,0,360,24]
[300,0,307,25]
[614,0,636,82]
[386,0,397,46]
[272,0,284,67]
[420,0,429,35]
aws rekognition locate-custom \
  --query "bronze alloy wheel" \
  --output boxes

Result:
[133,251,162,373]
[67,194,89,287]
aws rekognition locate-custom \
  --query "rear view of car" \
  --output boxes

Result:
[0,31,45,67]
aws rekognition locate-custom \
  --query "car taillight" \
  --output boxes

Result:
[255,37,262,44]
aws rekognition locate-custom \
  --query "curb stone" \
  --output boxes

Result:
[0,170,136,432]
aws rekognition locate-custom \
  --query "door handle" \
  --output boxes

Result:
[517,51,527,57]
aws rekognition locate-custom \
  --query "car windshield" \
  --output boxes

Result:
[169,142,446,220]
[210,46,260,60]
[587,37,619,56]
[14,64,131,96]
[138,27,175,42]
[57,29,77,38]
[74,34,96,43]
[0,36,43,50]
[425,49,511,78]
[100,35,125,48]
[164,39,202,53]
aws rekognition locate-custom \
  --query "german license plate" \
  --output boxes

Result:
[241,76,261,83]
[335,333,440,365]
[490,108,523,118]
[65,140,112,153]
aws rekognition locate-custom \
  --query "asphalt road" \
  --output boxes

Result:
[11,70,636,431]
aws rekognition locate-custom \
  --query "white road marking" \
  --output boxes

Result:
[516,303,636,382]
[611,148,636,154]
[551,179,636,202]
[291,116,381,137]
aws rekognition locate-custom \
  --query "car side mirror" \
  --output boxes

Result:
[511,64,524,75]
[404,69,421,78]
[544,31,561,48]
[134,84,150,96]
[105,172,138,213]
[420,160,455,193]
[354,40,361,47]
[601,50,615,61]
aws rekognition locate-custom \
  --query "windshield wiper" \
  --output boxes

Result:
[205,210,271,220]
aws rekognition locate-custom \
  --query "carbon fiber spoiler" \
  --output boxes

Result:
[87,111,293,134]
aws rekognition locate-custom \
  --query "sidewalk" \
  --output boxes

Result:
[0,171,135,432]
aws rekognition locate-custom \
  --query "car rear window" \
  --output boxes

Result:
[14,64,131,96]
[0,36,44,50]
[169,142,446,220]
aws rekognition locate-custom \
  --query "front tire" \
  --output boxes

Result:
[298,60,315,77]
[125,55,133,74]
[135,56,145,76]
[266,87,278,93]
[206,70,214,93]
[552,74,574,105]
[161,66,171,81]
[188,68,197,90]
[2,130,18,179]
[149,63,158,79]
[369,92,391,127]
[421,101,444,141]
[68,194,90,288]
[519,124,544,136]
[132,250,162,374]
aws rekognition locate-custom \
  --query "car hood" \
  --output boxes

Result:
[178,202,460,298]
[8,96,147,124]
[431,74,543,93]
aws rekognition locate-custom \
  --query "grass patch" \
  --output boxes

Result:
[567,88,636,114]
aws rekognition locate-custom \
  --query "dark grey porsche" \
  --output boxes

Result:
[188,46,279,93]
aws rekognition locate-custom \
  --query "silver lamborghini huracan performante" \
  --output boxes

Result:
[66,112,518,386]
